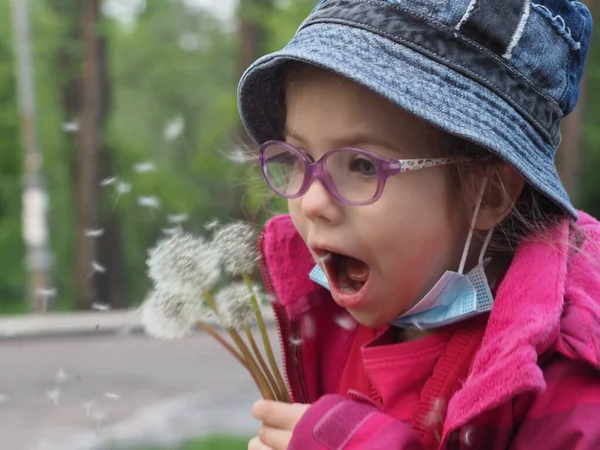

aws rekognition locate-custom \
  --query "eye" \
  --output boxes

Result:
[349,156,376,176]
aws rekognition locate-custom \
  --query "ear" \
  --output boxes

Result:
[475,164,525,231]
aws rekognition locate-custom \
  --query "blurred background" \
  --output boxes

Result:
[0,0,597,449]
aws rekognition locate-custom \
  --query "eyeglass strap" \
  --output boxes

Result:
[458,174,491,274]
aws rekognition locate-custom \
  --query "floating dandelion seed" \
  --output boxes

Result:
[162,226,181,236]
[92,411,109,435]
[133,161,157,174]
[313,252,332,265]
[425,397,445,426]
[36,288,57,304]
[89,261,106,277]
[85,228,105,238]
[301,313,317,339]
[92,302,111,312]
[290,336,303,347]
[163,116,185,141]
[54,368,72,383]
[62,121,79,133]
[46,388,60,406]
[215,282,256,331]
[167,213,189,224]
[104,392,121,400]
[138,196,161,209]
[81,400,94,417]
[334,314,357,331]
[141,289,204,339]
[265,293,278,305]
[461,425,474,447]
[100,176,118,187]
[147,233,221,295]
[212,221,258,275]
[204,218,220,231]
[115,181,132,194]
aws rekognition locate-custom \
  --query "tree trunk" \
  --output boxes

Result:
[95,35,126,309]
[75,0,102,309]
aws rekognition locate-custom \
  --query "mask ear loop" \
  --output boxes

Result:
[458,175,490,274]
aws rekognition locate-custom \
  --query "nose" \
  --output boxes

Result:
[299,178,343,225]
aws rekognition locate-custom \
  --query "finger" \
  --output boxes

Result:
[252,400,308,429]
[248,436,273,450]
[259,424,293,450]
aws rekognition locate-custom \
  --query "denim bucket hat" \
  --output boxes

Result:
[237,0,593,218]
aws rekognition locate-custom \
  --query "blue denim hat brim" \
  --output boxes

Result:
[238,22,577,219]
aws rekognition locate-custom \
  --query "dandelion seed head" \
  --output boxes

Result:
[141,289,203,340]
[212,221,258,275]
[215,282,256,331]
[147,233,221,294]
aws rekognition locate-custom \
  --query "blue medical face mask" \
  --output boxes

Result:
[309,177,496,330]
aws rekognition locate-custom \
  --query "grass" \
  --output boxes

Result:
[138,435,250,450]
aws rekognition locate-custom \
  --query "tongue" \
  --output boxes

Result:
[345,257,370,283]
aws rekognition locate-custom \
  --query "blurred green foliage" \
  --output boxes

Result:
[0,0,598,312]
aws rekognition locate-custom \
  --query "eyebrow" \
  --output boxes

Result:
[284,128,404,154]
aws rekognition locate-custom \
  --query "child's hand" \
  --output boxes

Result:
[249,400,310,450]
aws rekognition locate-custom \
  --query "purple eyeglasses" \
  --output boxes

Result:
[259,140,456,206]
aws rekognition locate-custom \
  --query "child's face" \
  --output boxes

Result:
[284,67,469,328]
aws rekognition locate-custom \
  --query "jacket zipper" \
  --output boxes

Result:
[258,231,310,404]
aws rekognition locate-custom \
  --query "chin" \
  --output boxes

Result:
[346,308,391,330]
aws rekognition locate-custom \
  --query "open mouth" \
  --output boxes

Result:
[317,250,370,295]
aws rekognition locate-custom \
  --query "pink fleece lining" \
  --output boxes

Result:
[445,213,600,436]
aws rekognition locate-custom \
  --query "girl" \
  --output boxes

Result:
[238,0,599,448]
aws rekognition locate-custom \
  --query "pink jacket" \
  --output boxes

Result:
[259,212,600,449]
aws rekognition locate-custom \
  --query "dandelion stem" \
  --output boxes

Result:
[197,321,247,369]
[203,292,275,401]
[243,273,290,403]
[244,326,283,401]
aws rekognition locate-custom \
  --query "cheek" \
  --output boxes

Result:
[288,199,306,237]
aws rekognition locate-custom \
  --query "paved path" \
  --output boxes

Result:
[0,326,283,450]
